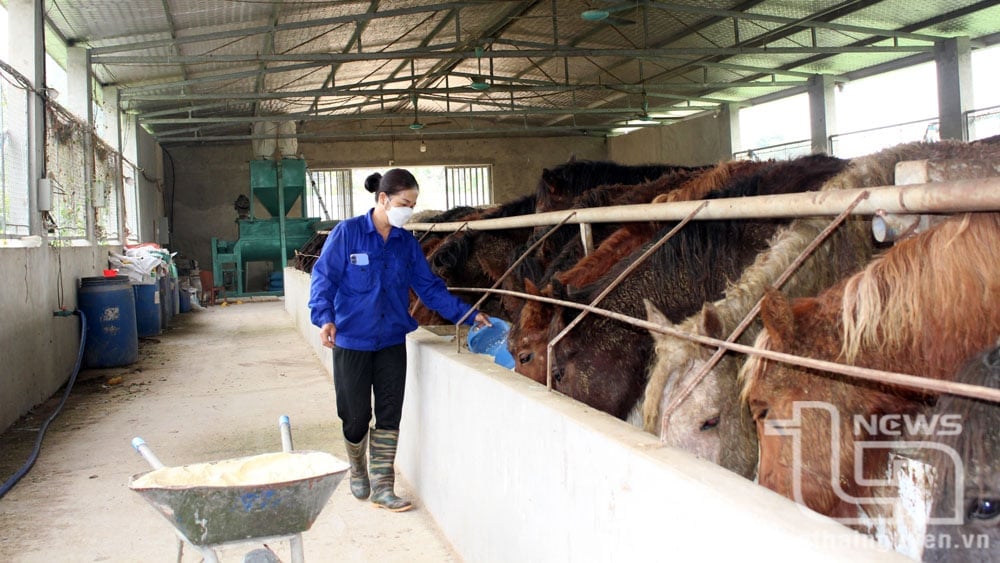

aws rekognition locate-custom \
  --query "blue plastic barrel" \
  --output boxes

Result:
[178,286,191,313]
[132,282,161,337]
[78,276,139,368]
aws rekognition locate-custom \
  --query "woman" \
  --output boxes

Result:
[309,168,491,512]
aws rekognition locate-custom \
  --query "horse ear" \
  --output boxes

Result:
[760,288,794,349]
[644,299,670,327]
[548,277,566,300]
[699,303,725,339]
[524,278,540,296]
[541,169,558,194]
[567,154,577,163]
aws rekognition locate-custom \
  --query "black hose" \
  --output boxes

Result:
[0,310,87,499]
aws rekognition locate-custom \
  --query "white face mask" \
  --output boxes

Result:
[385,201,414,227]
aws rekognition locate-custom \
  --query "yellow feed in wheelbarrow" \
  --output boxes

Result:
[132,451,348,488]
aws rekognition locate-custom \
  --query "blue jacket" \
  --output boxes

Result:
[308,209,478,351]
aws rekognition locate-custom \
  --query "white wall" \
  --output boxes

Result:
[284,269,905,562]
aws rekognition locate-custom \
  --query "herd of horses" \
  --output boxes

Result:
[403,137,1000,559]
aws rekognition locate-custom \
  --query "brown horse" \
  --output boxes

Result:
[421,195,537,321]
[537,155,848,421]
[741,213,1000,521]
[410,206,492,324]
[923,342,1000,562]
[644,138,1000,480]
[506,165,725,381]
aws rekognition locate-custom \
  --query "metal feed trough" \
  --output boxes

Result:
[129,416,348,562]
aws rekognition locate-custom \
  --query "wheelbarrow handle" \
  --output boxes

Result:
[279,415,294,453]
[131,437,166,470]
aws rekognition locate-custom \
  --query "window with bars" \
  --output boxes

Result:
[307,168,353,221]
[445,165,492,208]
[93,144,122,243]
[46,108,88,240]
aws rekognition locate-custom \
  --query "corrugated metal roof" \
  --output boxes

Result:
[42,0,1000,145]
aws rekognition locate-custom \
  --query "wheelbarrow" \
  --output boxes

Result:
[129,416,348,563]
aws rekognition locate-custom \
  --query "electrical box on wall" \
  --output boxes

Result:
[156,216,170,245]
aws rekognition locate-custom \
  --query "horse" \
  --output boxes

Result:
[922,342,1000,562]
[508,159,769,384]
[740,212,1000,521]
[532,157,700,215]
[409,206,493,325]
[643,139,1000,479]
[503,166,711,321]
[540,154,848,421]
[506,164,731,380]
[419,194,537,321]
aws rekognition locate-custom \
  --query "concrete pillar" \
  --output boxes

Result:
[935,36,973,141]
[65,47,92,122]
[808,74,837,155]
[8,0,45,235]
[718,103,741,159]
[100,85,121,145]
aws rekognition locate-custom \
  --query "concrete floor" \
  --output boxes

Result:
[0,300,459,562]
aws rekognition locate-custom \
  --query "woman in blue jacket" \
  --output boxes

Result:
[309,168,490,512]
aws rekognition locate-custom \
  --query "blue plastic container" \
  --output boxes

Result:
[467,316,516,369]
[177,286,191,313]
[78,275,138,368]
[132,282,161,337]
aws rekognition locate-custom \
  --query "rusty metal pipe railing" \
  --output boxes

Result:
[406,177,1000,232]
[449,286,1000,405]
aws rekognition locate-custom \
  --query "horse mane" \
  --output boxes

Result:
[561,160,770,292]
[486,194,537,218]
[524,167,707,272]
[535,159,697,212]
[412,205,481,224]
[840,213,1000,375]
[428,194,536,279]
[652,159,768,204]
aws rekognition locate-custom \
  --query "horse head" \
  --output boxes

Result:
[509,279,556,384]
[644,300,757,477]
[744,288,918,520]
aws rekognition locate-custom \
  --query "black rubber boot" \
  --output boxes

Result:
[345,434,371,500]
[369,429,413,512]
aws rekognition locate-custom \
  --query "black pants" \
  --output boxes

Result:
[332,344,407,444]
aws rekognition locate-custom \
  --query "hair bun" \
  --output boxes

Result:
[364,172,382,193]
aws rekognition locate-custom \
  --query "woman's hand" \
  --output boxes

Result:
[320,322,337,349]
[473,312,492,329]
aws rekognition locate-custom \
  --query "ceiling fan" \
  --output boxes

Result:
[399,93,449,131]
[580,1,641,26]
[507,1,640,26]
